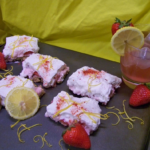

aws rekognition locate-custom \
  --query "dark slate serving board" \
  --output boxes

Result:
[0,42,150,150]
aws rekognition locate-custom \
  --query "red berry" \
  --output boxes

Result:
[62,123,91,149]
[0,52,6,69]
[129,84,150,107]
[111,18,134,35]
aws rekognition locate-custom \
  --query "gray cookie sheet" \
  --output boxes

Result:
[0,42,150,150]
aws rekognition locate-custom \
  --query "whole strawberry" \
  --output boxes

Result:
[62,123,91,149]
[129,84,150,107]
[111,18,134,35]
[0,52,6,69]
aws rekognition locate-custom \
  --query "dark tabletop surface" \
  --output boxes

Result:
[0,42,150,150]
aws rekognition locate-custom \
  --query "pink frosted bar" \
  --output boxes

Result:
[67,66,122,105]
[3,35,39,61]
[20,53,69,88]
[45,91,101,135]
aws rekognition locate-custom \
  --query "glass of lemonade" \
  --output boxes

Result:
[120,32,150,89]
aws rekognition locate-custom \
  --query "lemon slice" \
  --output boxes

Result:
[5,87,40,120]
[111,27,144,56]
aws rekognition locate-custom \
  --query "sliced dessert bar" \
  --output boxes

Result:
[3,35,39,61]
[0,75,45,106]
[45,91,101,135]
[67,66,122,105]
[20,53,70,88]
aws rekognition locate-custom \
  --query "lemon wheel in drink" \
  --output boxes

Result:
[5,87,40,120]
[111,27,144,56]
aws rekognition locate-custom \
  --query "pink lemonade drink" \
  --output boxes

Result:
[120,33,150,85]
[120,48,150,83]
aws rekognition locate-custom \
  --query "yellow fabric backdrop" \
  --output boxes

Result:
[0,0,150,62]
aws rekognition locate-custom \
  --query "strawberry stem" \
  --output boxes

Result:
[115,18,133,29]
[126,18,132,23]
[144,83,150,90]
[115,18,121,23]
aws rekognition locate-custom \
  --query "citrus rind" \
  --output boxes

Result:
[111,27,144,56]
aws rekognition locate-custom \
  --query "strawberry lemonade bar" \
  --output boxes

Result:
[0,75,45,106]
[45,91,101,135]
[20,53,69,88]
[67,66,122,105]
[3,35,39,61]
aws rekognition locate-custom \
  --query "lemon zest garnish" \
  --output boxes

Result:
[16,76,29,87]
[28,35,35,47]
[17,124,31,142]
[113,108,125,115]
[10,120,20,128]
[0,81,13,88]
[113,103,135,122]
[106,100,144,129]
[59,94,85,105]
[53,105,72,118]
[59,139,64,150]
[100,114,109,120]
[82,111,97,123]
[119,112,125,115]
[81,109,105,123]
[131,117,144,125]
[64,93,74,103]
[33,132,52,148]
[106,106,115,109]
[106,112,120,125]
[42,133,52,148]
[17,124,42,143]
[83,112,101,118]
[33,55,54,70]
[9,35,35,58]
[10,35,19,58]
[33,135,43,144]
[59,96,70,105]
[17,124,29,143]
[87,74,101,92]
[122,100,135,122]
[78,110,109,123]
[22,79,29,86]
[2,66,13,72]
[0,66,13,79]
[66,93,88,105]
[0,75,3,78]
[126,120,134,129]
[120,114,134,121]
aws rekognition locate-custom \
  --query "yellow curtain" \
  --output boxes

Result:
[0,0,150,62]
